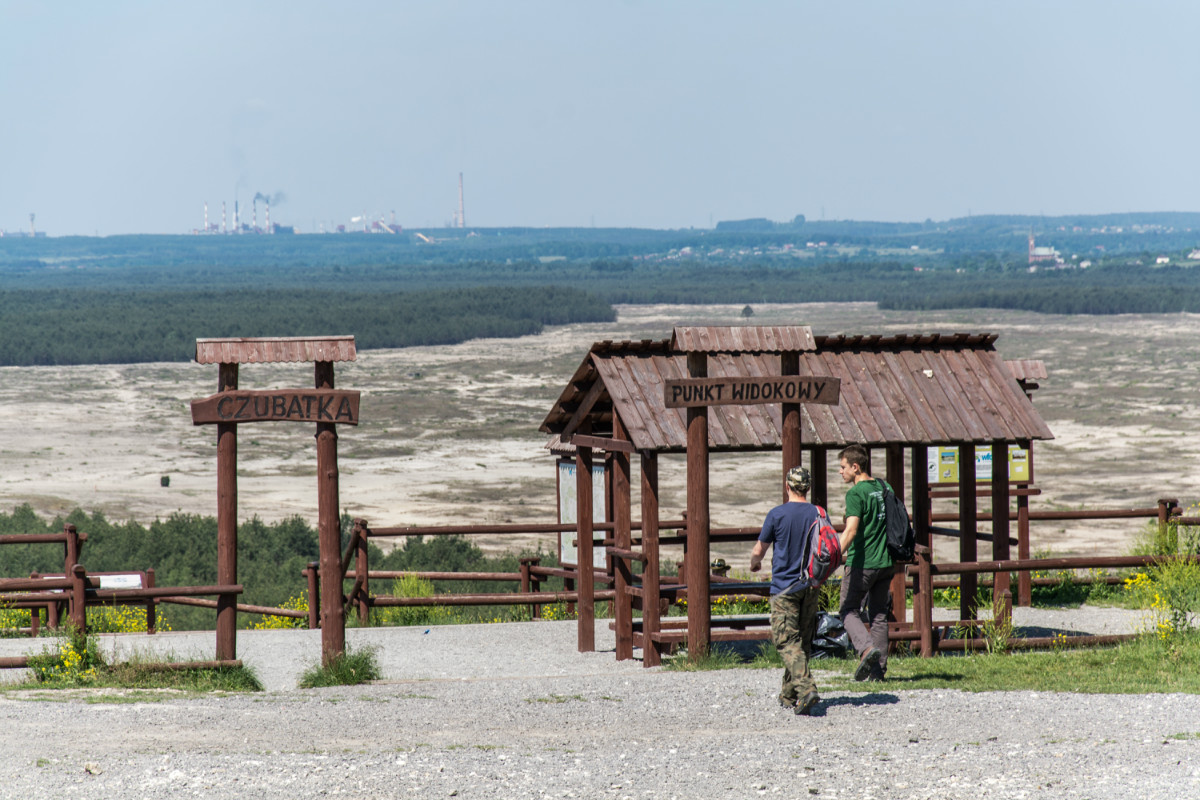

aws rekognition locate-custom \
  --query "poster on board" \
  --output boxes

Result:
[557,459,608,569]
[927,444,1031,484]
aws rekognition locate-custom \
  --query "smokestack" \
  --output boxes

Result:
[234,200,239,232]
[457,172,465,228]
[265,199,271,233]
[222,201,227,234]
[29,213,35,236]
[252,197,257,232]
[204,201,209,232]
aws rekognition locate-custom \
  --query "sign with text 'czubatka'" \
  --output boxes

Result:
[191,389,361,425]
[664,376,840,408]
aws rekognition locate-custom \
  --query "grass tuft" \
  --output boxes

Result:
[298,646,382,688]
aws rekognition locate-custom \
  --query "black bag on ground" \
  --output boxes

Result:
[877,478,916,563]
[811,611,851,660]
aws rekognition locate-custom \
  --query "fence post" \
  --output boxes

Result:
[1158,498,1180,545]
[1016,492,1032,607]
[915,546,934,657]
[70,564,87,632]
[355,519,370,626]
[63,524,80,575]
[28,575,40,638]
[305,561,320,629]
[146,568,157,635]
[519,557,542,618]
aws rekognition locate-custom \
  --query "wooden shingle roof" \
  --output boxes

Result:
[540,328,1053,453]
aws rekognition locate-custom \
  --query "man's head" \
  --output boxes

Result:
[838,444,870,484]
[785,465,811,499]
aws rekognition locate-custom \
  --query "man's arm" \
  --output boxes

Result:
[750,540,768,572]
[840,516,860,553]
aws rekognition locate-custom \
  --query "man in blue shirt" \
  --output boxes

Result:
[750,466,822,716]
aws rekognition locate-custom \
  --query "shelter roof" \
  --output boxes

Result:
[540,328,1054,453]
[195,336,357,365]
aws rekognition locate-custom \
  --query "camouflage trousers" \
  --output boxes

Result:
[769,586,821,704]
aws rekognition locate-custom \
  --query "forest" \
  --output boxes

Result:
[2,211,1199,366]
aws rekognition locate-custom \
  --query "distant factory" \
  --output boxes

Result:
[0,213,47,237]
[194,195,293,235]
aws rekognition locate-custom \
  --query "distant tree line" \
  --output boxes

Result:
[0,285,615,366]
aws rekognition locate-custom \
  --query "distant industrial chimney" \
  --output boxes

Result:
[457,172,465,228]
[234,200,239,232]
[265,199,271,233]
[222,201,227,234]
[29,213,35,236]
[252,197,258,232]
[204,201,209,232]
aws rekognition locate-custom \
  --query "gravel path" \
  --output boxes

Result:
[0,609,1196,799]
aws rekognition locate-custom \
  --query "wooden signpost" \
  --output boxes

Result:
[191,336,357,667]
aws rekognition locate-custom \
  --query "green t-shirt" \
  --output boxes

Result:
[844,478,894,570]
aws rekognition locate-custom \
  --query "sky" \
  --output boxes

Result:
[3,1,1199,236]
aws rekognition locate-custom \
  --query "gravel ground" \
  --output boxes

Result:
[0,609,1197,799]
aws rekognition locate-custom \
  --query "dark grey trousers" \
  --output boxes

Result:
[838,566,895,669]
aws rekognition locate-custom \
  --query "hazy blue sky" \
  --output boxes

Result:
[3,2,1198,236]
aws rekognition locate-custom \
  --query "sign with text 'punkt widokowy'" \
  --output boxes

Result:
[664,376,840,409]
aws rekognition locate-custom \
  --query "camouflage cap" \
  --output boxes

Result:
[786,465,811,494]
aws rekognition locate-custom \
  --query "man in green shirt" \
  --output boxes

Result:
[837,443,895,682]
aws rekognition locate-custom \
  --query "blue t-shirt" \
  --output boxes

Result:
[758,501,820,595]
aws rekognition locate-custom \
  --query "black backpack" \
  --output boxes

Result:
[876,479,915,563]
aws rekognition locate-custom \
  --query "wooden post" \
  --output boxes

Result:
[612,415,634,661]
[305,561,320,629]
[958,442,978,622]
[216,362,238,661]
[315,360,344,666]
[519,557,542,618]
[355,518,370,625]
[781,352,801,503]
[63,523,80,575]
[910,445,929,634]
[641,452,662,667]
[70,564,87,632]
[886,444,906,629]
[991,441,1011,626]
[146,568,157,635]
[685,351,710,660]
[810,447,828,509]
[1017,493,1032,606]
[575,445,595,652]
[915,545,934,657]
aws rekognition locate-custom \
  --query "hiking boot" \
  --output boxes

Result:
[854,647,881,681]
[778,695,796,709]
[795,690,820,716]
[867,663,887,682]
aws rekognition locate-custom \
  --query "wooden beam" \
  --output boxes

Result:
[562,379,607,438]
[569,434,636,454]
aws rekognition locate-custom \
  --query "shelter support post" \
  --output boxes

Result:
[612,415,634,661]
[316,360,345,666]
[810,447,828,509]
[991,440,1011,626]
[781,352,801,502]
[355,518,370,625]
[685,351,711,660]
[641,452,662,667]
[958,442,978,622]
[575,445,595,652]
[216,362,238,661]
[910,445,929,632]
[886,444,906,629]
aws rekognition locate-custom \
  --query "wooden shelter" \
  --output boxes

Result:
[540,326,1054,663]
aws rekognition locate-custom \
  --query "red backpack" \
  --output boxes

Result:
[804,505,843,587]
